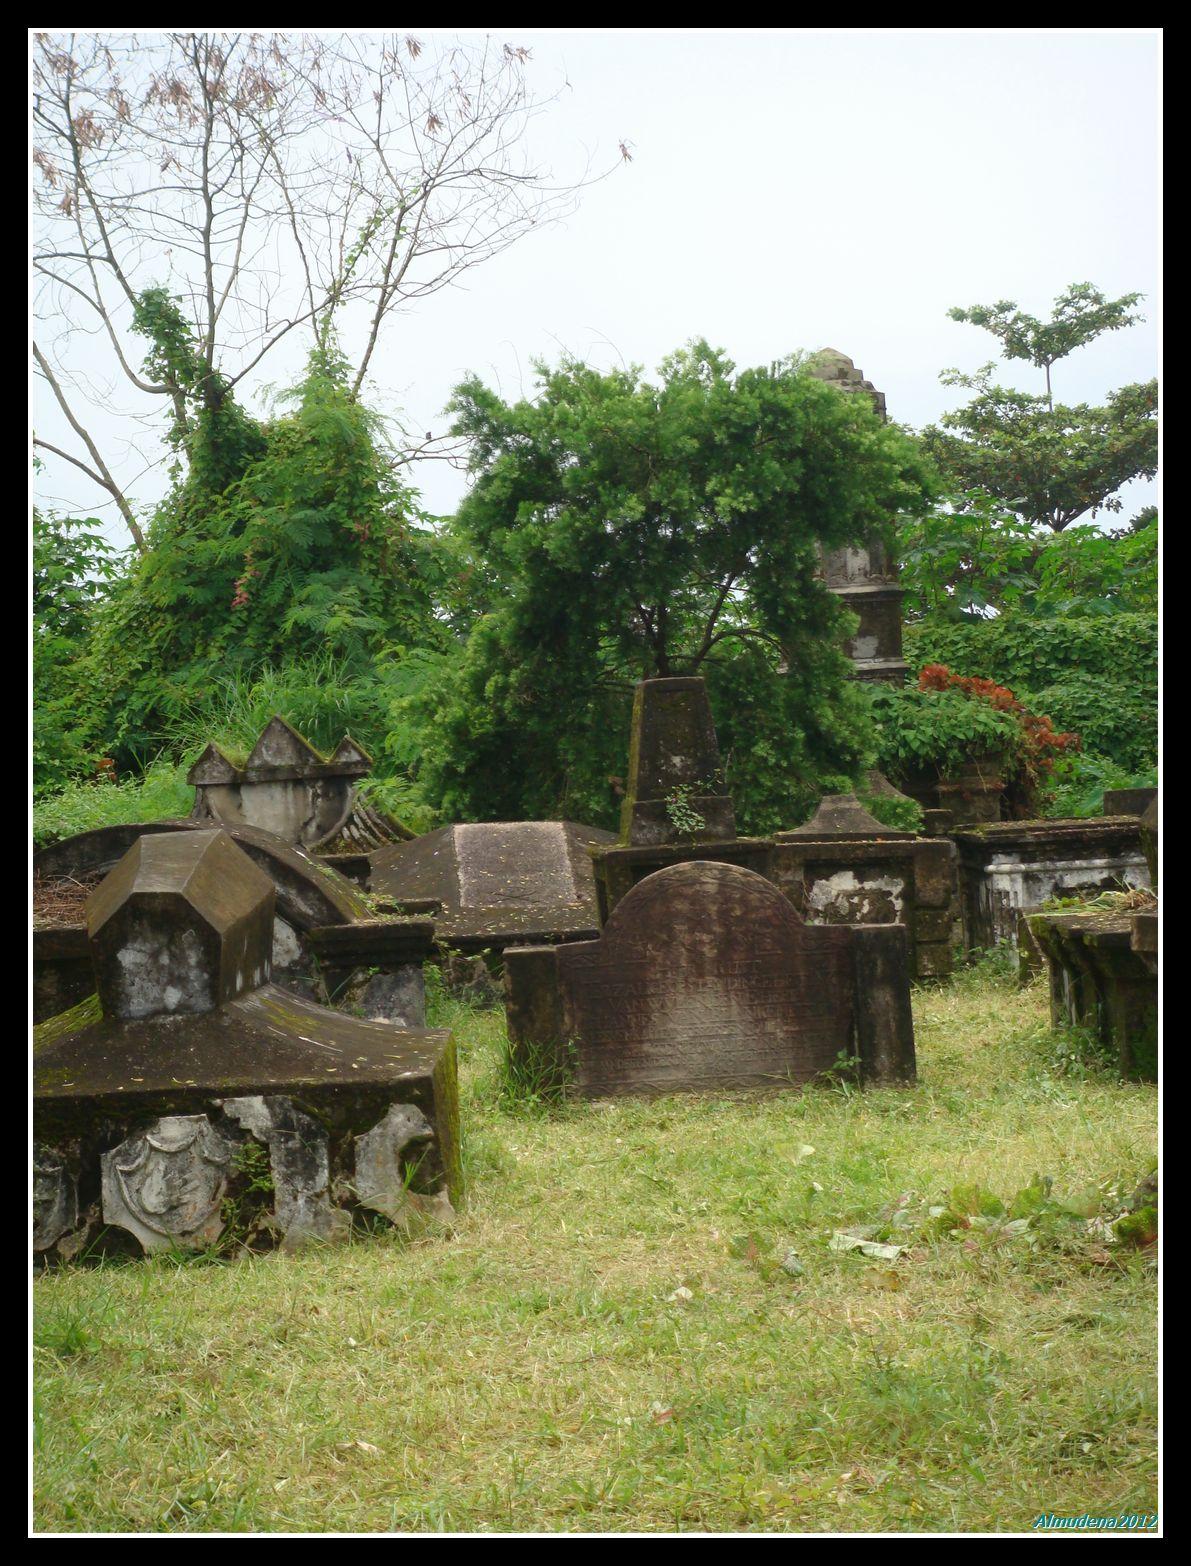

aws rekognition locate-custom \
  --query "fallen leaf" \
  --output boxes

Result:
[829,1232,907,1262]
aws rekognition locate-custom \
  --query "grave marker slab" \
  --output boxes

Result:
[555,860,855,1095]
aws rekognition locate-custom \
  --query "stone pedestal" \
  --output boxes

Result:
[899,752,1007,827]
[953,817,1150,950]
[618,677,735,845]
[770,794,956,979]
[1028,911,1157,1081]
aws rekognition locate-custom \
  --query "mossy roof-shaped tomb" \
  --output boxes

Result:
[86,831,275,1021]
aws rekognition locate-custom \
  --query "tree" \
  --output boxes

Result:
[898,490,1158,622]
[78,346,447,765]
[404,342,933,830]
[922,283,1157,531]
[33,31,617,549]
[33,504,121,786]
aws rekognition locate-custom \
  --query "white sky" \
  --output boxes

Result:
[32,27,1161,544]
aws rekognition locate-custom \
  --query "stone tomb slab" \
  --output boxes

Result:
[553,860,854,1096]
[369,820,615,951]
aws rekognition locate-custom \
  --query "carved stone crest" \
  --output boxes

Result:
[33,1146,78,1252]
[101,1115,234,1252]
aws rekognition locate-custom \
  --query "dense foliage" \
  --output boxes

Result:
[898,494,1157,623]
[74,345,445,767]
[903,612,1157,778]
[923,284,1157,531]
[33,508,121,789]
[404,343,933,831]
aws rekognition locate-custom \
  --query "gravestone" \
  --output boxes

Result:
[87,831,276,1019]
[592,677,772,920]
[33,830,460,1261]
[507,860,915,1096]
[368,819,615,953]
[952,817,1151,949]
[771,792,956,978]
[34,819,433,1026]
[188,715,407,854]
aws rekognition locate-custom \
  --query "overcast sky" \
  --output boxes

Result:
[33,27,1161,543]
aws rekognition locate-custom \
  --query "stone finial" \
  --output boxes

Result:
[785,792,913,841]
[805,348,887,420]
[619,677,736,845]
[86,830,276,1020]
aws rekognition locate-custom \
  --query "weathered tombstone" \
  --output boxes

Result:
[506,860,916,1096]
[87,831,276,1019]
[1028,910,1158,1081]
[33,830,460,1262]
[952,817,1151,950]
[34,819,433,1026]
[618,677,735,845]
[188,715,408,855]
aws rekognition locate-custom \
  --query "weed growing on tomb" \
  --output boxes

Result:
[664,783,709,840]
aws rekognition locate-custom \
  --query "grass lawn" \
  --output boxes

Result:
[32,961,1158,1534]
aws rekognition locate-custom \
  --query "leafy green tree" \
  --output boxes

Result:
[899,491,1158,621]
[406,342,933,831]
[923,284,1157,531]
[33,508,122,787]
[80,349,445,766]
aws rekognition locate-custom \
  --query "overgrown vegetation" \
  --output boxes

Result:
[33,971,1157,1533]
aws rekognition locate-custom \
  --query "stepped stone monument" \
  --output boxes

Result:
[33,830,460,1262]
[807,349,908,685]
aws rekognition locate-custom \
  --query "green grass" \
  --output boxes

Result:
[33,762,193,849]
[33,971,1157,1534]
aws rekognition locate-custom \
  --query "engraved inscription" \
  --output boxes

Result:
[556,861,853,1095]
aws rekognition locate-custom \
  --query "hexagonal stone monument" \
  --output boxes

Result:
[34,830,460,1262]
[86,831,276,1019]
[35,819,433,1027]
[807,349,908,686]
